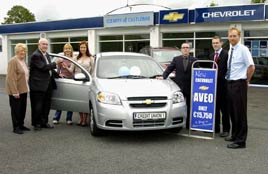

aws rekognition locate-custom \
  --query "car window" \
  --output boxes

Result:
[97,56,163,78]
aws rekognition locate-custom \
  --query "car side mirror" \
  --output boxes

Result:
[74,73,88,81]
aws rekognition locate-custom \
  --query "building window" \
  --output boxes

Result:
[162,31,228,60]
[50,36,87,53]
[244,30,268,85]
[99,34,150,53]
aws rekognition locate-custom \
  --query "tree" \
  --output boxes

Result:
[251,0,266,3]
[2,5,36,24]
[209,1,218,7]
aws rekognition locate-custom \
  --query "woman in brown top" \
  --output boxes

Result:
[6,43,30,134]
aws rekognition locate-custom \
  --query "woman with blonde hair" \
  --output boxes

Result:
[53,43,74,125]
[6,43,30,134]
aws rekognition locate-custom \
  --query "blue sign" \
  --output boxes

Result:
[195,4,264,23]
[190,69,217,132]
[159,9,188,24]
[104,12,154,27]
[266,5,268,19]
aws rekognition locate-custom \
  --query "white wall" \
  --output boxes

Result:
[0,35,8,75]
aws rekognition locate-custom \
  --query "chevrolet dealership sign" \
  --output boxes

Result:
[104,12,154,27]
[195,4,264,23]
[160,9,188,24]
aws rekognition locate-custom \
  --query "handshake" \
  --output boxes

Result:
[55,58,64,65]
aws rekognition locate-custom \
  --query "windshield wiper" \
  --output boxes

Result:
[107,75,147,79]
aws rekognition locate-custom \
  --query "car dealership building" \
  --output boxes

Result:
[0,4,268,86]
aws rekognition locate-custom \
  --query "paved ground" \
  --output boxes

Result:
[0,75,268,174]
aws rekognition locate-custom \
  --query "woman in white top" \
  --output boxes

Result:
[5,43,30,134]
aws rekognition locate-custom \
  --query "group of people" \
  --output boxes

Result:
[6,27,255,149]
[5,38,94,134]
[160,27,255,149]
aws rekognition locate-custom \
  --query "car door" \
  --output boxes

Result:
[49,53,92,113]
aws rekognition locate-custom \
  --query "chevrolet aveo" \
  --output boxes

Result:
[50,52,186,136]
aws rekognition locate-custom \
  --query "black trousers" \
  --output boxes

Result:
[30,88,52,126]
[9,93,27,130]
[227,80,248,143]
[184,92,190,129]
[215,83,230,133]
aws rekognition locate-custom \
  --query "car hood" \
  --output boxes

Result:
[94,79,180,100]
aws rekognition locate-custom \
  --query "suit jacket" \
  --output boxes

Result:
[29,49,57,92]
[209,49,228,87]
[163,55,198,96]
[5,57,29,95]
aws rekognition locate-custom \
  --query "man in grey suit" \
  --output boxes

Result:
[159,42,198,129]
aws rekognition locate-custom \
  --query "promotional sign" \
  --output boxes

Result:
[159,9,188,24]
[104,12,154,27]
[190,68,217,132]
[195,4,264,23]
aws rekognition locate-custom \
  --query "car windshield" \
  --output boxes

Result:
[97,55,163,79]
[152,50,182,63]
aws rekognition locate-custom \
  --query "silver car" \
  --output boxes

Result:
[50,52,186,136]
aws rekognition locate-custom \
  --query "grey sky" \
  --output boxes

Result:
[0,0,253,23]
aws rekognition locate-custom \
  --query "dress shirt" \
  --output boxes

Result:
[226,42,254,80]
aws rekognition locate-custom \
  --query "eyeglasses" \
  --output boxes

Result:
[181,47,190,49]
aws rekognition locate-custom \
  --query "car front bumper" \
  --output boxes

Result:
[94,99,187,131]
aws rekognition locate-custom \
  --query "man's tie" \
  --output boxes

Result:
[183,57,188,71]
[213,52,219,69]
[214,52,219,63]
[226,48,234,80]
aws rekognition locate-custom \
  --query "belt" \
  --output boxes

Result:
[227,79,246,84]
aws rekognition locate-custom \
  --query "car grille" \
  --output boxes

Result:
[127,96,168,108]
[127,96,167,101]
[133,119,165,127]
[129,103,166,108]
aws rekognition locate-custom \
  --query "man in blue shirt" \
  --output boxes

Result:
[225,27,255,149]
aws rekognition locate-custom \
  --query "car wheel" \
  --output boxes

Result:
[89,107,102,136]
[168,127,182,133]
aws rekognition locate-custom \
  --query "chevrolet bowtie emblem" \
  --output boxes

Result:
[199,86,209,91]
[143,99,153,105]
[163,12,184,22]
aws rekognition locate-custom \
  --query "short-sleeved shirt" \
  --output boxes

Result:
[226,42,254,80]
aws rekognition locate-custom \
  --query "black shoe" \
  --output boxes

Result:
[220,132,229,137]
[33,125,42,131]
[225,136,235,142]
[13,128,24,134]
[41,123,54,129]
[227,142,246,149]
[20,126,31,131]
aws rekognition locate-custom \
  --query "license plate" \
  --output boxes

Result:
[133,112,166,120]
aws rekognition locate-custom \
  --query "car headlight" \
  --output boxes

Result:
[172,91,184,104]
[97,92,121,105]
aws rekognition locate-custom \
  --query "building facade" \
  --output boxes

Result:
[0,4,268,86]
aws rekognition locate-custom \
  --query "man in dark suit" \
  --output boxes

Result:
[160,42,198,129]
[29,38,62,130]
[210,36,230,137]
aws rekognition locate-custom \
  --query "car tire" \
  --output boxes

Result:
[89,107,102,136]
[168,127,182,133]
